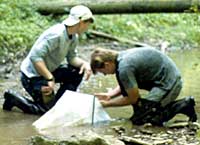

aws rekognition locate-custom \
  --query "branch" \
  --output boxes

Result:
[88,30,149,47]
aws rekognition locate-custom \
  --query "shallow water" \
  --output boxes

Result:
[0,110,38,145]
[0,49,200,144]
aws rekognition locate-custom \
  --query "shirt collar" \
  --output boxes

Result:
[63,24,73,40]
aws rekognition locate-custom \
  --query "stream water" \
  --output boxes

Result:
[0,49,199,145]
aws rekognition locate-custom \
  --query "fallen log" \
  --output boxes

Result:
[35,0,200,15]
[88,30,149,47]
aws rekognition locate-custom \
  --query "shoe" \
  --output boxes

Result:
[3,90,16,111]
[3,89,46,115]
[186,96,197,122]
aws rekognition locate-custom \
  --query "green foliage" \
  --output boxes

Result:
[0,0,55,57]
[0,0,199,60]
[94,14,200,49]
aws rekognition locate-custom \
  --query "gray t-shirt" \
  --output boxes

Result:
[21,23,78,78]
[116,47,181,101]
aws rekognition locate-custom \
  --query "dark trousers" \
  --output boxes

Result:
[21,64,83,113]
[131,97,196,126]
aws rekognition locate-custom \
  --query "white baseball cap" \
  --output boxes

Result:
[63,5,94,26]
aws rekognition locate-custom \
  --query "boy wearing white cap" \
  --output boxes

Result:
[3,5,94,114]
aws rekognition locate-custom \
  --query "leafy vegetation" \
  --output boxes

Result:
[0,0,199,62]
[0,0,55,60]
[94,14,200,49]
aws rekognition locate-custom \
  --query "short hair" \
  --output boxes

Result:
[82,17,94,23]
[90,47,118,74]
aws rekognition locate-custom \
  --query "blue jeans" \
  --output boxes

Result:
[21,64,83,111]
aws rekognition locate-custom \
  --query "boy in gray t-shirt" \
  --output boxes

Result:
[90,47,197,125]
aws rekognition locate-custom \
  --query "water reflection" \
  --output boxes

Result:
[0,49,199,144]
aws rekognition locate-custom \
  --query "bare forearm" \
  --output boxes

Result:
[108,85,121,98]
[69,57,86,68]
[103,96,133,107]
[103,87,139,107]
[33,61,53,80]
[69,57,92,80]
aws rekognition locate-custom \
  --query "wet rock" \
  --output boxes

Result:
[139,128,153,135]
[119,136,150,145]
[113,122,200,145]
[112,126,126,135]
[164,121,200,130]
[29,132,125,145]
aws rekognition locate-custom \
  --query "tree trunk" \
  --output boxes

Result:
[35,0,200,15]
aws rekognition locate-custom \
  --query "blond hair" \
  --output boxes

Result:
[90,47,118,74]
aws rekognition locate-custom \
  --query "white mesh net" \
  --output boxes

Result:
[33,90,111,132]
